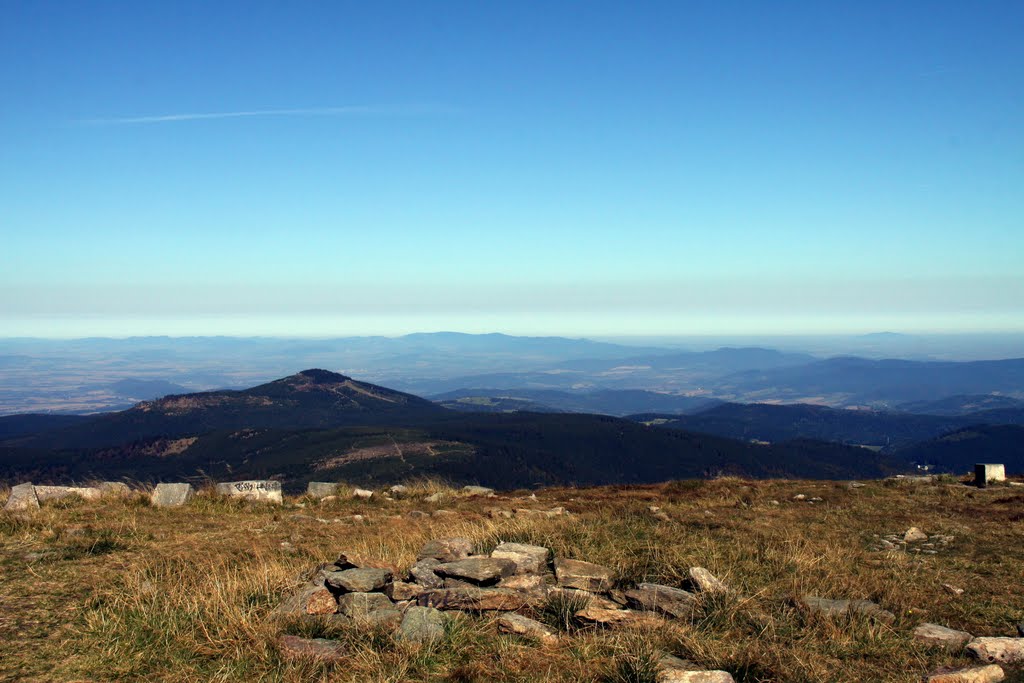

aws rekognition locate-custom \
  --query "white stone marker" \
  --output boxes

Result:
[151,483,195,507]
[975,464,1006,488]
[216,480,283,504]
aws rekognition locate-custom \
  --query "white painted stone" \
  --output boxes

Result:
[975,464,1006,488]
[150,483,195,507]
[4,483,39,511]
[34,485,103,502]
[216,480,283,504]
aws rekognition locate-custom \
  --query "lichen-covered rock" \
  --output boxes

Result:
[418,538,473,563]
[277,635,345,662]
[417,586,530,611]
[925,664,1006,683]
[799,596,895,623]
[325,568,393,593]
[4,483,39,511]
[625,583,697,619]
[496,613,558,643]
[410,558,445,588]
[492,542,550,575]
[434,558,516,585]
[398,606,446,642]
[336,592,394,618]
[967,637,1024,664]
[305,587,339,615]
[914,623,973,650]
[554,558,614,592]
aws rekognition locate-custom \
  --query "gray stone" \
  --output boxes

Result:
[925,665,1006,683]
[496,612,558,643]
[462,485,495,496]
[967,637,1024,664]
[554,557,614,591]
[98,482,131,496]
[491,542,550,575]
[407,510,429,519]
[398,606,446,642]
[306,482,338,498]
[385,580,423,601]
[352,488,374,499]
[625,583,697,619]
[150,483,195,507]
[905,527,929,542]
[417,538,473,563]
[417,586,531,611]
[574,606,664,628]
[410,558,444,588]
[975,464,1006,488]
[325,568,393,593]
[689,567,728,594]
[914,623,973,650]
[434,557,515,585]
[359,608,403,629]
[389,484,409,497]
[277,635,345,662]
[336,592,394,618]
[799,596,895,623]
[4,483,39,511]
[34,485,103,502]
[215,480,283,504]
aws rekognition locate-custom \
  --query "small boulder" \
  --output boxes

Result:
[4,483,39,511]
[462,485,495,497]
[925,665,1006,683]
[410,558,445,588]
[418,538,473,563]
[304,587,339,615]
[967,637,1024,664]
[34,485,103,502]
[325,568,393,593]
[398,606,446,642]
[554,557,614,592]
[434,558,516,586]
[385,581,423,601]
[277,635,345,663]
[150,483,195,507]
[336,592,394,618]
[389,484,409,497]
[914,623,973,650]
[496,613,558,643]
[491,542,551,575]
[689,567,728,594]
[799,596,895,623]
[215,480,283,504]
[905,527,929,543]
[352,488,374,499]
[625,583,697,619]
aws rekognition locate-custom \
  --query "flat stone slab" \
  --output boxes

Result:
[4,483,39,511]
[799,595,895,623]
[326,568,392,593]
[626,583,697,619]
[352,488,374,499]
[554,557,614,591]
[398,606,446,642]
[462,485,495,496]
[215,480,283,504]
[914,623,973,650]
[689,567,728,594]
[277,635,345,663]
[434,558,515,585]
[659,671,736,683]
[967,637,1024,664]
[150,483,195,507]
[497,613,558,643]
[574,606,664,628]
[418,538,473,563]
[491,542,550,575]
[410,558,444,588]
[306,482,339,498]
[926,665,1006,683]
[417,586,530,611]
[34,485,103,502]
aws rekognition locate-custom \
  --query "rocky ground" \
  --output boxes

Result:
[1,477,1023,682]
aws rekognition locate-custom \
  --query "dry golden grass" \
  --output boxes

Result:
[0,478,1022,682]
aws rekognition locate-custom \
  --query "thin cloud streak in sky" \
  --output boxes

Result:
[80,104,454,125]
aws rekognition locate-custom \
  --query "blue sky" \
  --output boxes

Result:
[1,1,1022,337]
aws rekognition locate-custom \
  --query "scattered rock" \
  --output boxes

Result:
[306,482,338,498]
[966,637,1024,664]
[432,509,458,518]
[215,480,283,504]
[352,488,374,499]
[407,510,429,519]
[398,606,446,642]
[799,596,895,623]
[905,527,929,543]
[497,612,558,643]
[491,542,551,575]
[925,664,1006,683]
[336,592,394,618]
[462,485,495,497]
[277,635,345,663]
[515,507,567,519]
[150,483,195,507]
[847,481,866,489]
[434,558,516,585]
[554,558,614,592]
[326,568,393,593]
[689,567,728,594]
[625,583,697,619]
[487,508,514,519]
[418,538,473,563]
[389,484,409,497]
[424,492,445,503]
[793,494,807,501]
[4,483,40,511]
[417,586,530,611]
[914,623,973,650]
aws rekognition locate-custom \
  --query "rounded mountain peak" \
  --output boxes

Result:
[291,369,353,384]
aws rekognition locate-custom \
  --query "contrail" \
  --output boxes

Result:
[80,105,452,125]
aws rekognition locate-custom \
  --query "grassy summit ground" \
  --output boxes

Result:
[1,478,1023,682]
